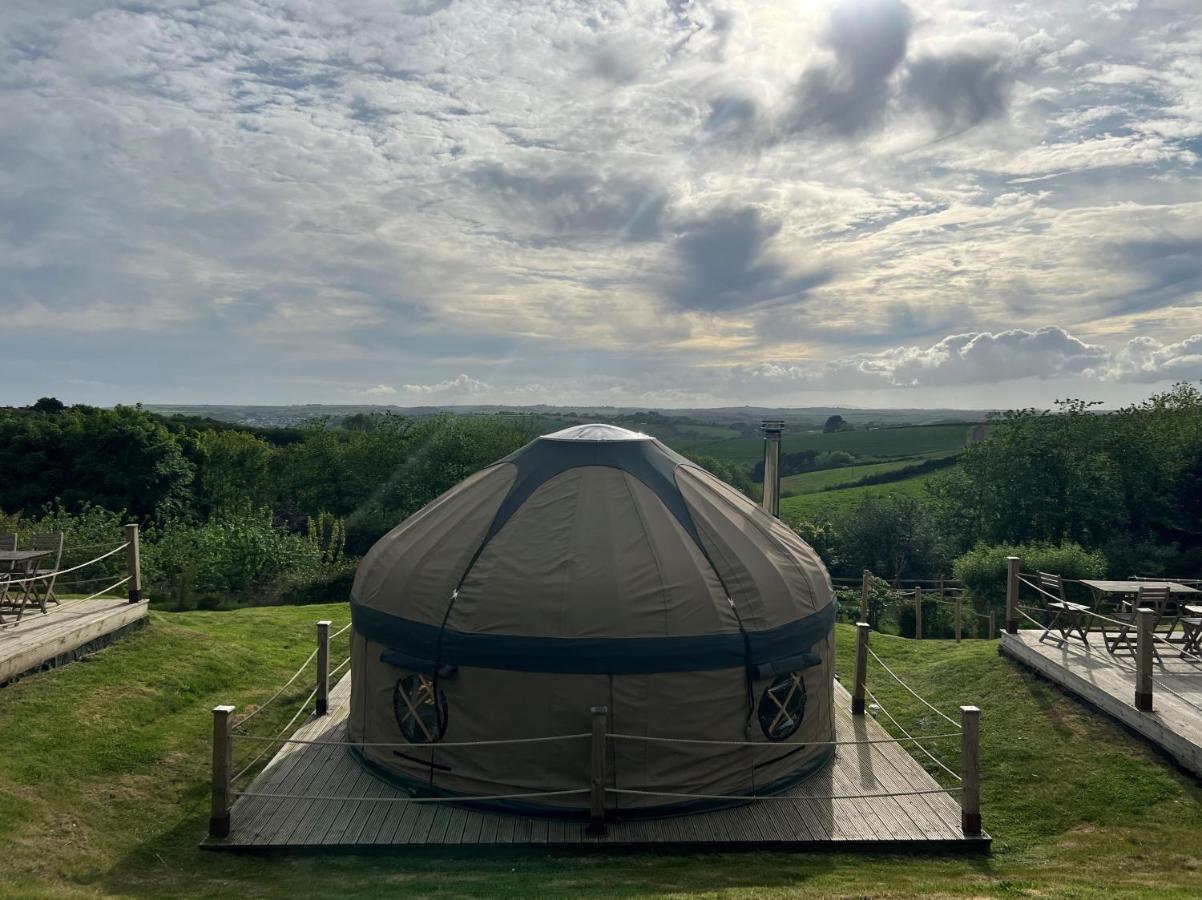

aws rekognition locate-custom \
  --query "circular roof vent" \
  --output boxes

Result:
[540,423,652,442]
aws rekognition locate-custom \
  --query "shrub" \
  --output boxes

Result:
[953,541,1107,608]
[142,507,327,609]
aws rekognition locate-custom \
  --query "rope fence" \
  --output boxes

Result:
[207,615,985,841]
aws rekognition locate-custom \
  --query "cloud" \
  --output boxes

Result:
[665,206,832,311]
[732,327,1112,389]
[1105,334,1202,382]
[399,374,493,398]
[464,161,666,243]
[904,50,1013,134]
[360,384,397,396]
[784,0,912,138]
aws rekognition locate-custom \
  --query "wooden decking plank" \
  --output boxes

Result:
[0,599,148,683]
[209,670,989,850]
[1002,630,1202,777]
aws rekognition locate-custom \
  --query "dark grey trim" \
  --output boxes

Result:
[352,597,835,675]
[753,651,823,681]
[380,649,457,678]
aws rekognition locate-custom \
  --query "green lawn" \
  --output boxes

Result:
[779,453,954,496]
[2,606,1201,897]
[671,424,971,465]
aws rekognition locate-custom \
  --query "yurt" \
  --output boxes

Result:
[348,423,835,818]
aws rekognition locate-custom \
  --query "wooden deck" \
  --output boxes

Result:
[0,597,148,684]
[1001,629,1202,776]
[206,675,988,852]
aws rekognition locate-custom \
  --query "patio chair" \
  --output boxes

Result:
[1179,604,1202,658]
[0,532,14,623]
[26,531,64,613]
[1037,571,1092,647]
[1101,585,1171,661]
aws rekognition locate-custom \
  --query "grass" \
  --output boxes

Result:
[671,424,971,465]
[3,605,1202,897]
[780,470,942,523]
[779,453,954,496]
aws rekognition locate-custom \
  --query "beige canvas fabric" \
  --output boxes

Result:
[348,424,836,815]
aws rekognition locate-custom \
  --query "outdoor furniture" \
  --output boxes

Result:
[1101,585,1171,660]
[0,549,53,624]
[27,532,64,609]
[0,533,15,625]
[1038,571,1092,647]
[1180,605,1202,658]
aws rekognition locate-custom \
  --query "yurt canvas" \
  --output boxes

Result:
[348,423,835,818]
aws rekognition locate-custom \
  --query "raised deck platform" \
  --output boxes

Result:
[0,598,148,684]
[1001,629,1202,776]
[206,675,988,852]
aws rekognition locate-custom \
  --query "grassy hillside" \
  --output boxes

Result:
[779,452,955,496]
[2,605,1201,897]
[780,469,942,522]
[672,423,972,465]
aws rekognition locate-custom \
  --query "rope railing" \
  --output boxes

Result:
[231,623,352,731]
[1,541,130,586]
[866,647,961,728]
[76,575,131,603]
[864,685,962,782]
[235,732,592,748]
[609,786,960,802]
[604,731,961,749]
[232,788,589,803]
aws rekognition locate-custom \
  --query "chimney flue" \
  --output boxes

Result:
[761,419,784,518]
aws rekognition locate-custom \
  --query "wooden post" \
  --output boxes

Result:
[587,706,608,836]
[1005,556,1021,634]
[1136,608,1154,711]
[938,575,945,603]
[954,589,962,643]
[989,610,997,641]
[960,705,981,836]
[860,569,870,621]
[852,623,870,715]
[914,587,923,640]
[316,620,331,716]
[125,523,142,603]
[210,704,235,838]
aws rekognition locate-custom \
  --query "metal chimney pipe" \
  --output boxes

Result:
[761,419,784,517]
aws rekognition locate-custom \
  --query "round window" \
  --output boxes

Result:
[758,672,806,741]
[393,674,447,744]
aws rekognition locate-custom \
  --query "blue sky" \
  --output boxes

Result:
[1,0,1200,409]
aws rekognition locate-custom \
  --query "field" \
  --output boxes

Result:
[779,453,954,496]
[779,469,943,523]
[2,604,1201,898]
[671,423,973,465]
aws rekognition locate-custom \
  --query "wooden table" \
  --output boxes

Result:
[0,550,52,625]
[1079,580,1200,612]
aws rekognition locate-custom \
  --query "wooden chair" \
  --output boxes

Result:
[0,532,15,623]
[1038,571,1092,647]
[1102,585,1171,661]
[1178,604,1202,660]
[26,531,64,613]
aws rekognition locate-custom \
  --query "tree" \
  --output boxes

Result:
[833,495,946,581]
[31,397,65,413]
[823,414,851,433]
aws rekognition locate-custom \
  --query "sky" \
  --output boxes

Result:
[1,0,1200,410]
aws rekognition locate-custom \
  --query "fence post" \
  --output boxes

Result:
[954,589,962,643]
[210,704,235,838]
[960,705,981,836]
[860,569,870,621]
[989,610,997,640]
[124,523,142,603]
[587,706,609,835]
[914,587,923,640]
[1136,608,1154,712]
[316,620,331,716]
[1005,556,1021,634]
[852,623,870,715]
